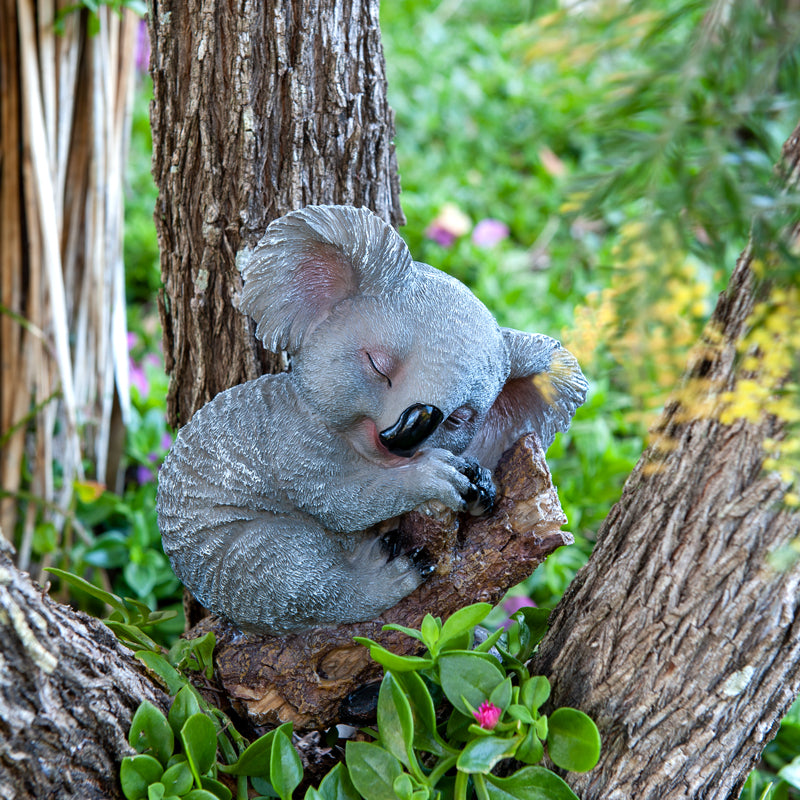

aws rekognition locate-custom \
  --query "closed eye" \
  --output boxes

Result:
[366,351,392,388]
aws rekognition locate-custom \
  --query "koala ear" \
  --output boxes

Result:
[465,329,588,467]
[238,205,413,352]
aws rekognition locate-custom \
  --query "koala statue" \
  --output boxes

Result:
[157,205,588,635]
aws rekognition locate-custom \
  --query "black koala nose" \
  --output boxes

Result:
[379,404,444,456]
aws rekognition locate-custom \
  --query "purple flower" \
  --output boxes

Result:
[136,465,155,485]
[473,701,502,730]
[502,594,536,629]
[127,331,139,352]
[160,432,173,451]
[135,20,150,74]
[425,224,457,247]
[472,219,509,248]
[425,204,472,248]
[130,362,149,396]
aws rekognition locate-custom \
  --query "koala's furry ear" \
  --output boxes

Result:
[238,205,412,352]
[465,330,588,467]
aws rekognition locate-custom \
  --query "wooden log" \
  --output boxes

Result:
[187,433,572,731]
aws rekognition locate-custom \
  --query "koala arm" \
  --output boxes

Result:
[282,430,487,532]
[464,330,588,468]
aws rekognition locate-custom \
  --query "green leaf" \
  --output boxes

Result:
[345,740,403,800]
[421,614,441,650]
[105,621,160,651]
[393,670,447,755]
[354,637,433,672]
[511,607,551,660]
[121,754,164,800]
[456,734,520,774]
[521,676,550,712]
[507,704,534,725]
[516,727,545,765]
[439,604,492,651]
[129,701,174,766]
[136,610,179,628]
[778,757,800,789]
[445,707,475,743]
[547,708,601,773]
[313,762,361,800]
[199,776,232,800]
[125,560,158,598]
[160,761,193,796]
[219,723,291,776]
[135,651,187,695]
[377,672,415,768]
[168,685,203,736]
[45,567,130,621]
[381,623,427,644]
[393,773,414,800]
[83,531,129,568]
[270,729,303,800]
[489,677,513,713]
[183,791,220,800]
[474,626,505,654]
[147,782,165,800]
[181,713,218,780]
[438,653,505,717]
[189,631,216,680]
[485,766,579,800]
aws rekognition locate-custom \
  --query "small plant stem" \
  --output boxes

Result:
[409,753,429,785]
[473,774,491,800]
[454,768,469,800]
[427,754,458,787]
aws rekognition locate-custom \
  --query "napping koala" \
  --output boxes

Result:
[157,205,587,635]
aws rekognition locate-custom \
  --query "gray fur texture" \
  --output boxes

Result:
[157,205,588,634]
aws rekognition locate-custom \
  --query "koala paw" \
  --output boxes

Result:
[381,531,435,577]
[459,457,496,516]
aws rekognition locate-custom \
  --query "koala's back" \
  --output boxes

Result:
[157,374,297,550]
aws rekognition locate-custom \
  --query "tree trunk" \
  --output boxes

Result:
[148,0,403,427]
[530,130,800,799]
[0,538,169,800]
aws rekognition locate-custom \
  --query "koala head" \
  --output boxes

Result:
[239,206,587,467]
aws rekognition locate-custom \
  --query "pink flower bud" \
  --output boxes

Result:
[471,218,509,248]
[473,701,502,730]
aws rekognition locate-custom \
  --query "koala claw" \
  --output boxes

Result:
[459,457,496,516]
[408,545,436,577]
[381,529,404,561]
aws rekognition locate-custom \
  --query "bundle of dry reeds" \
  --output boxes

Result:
[1,1,139,575]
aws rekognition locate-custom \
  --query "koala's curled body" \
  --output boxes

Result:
[157,205,588,634]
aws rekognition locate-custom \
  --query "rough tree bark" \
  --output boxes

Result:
[149,0,403,427]
[0,536,169,800]
[529,129,800,800]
